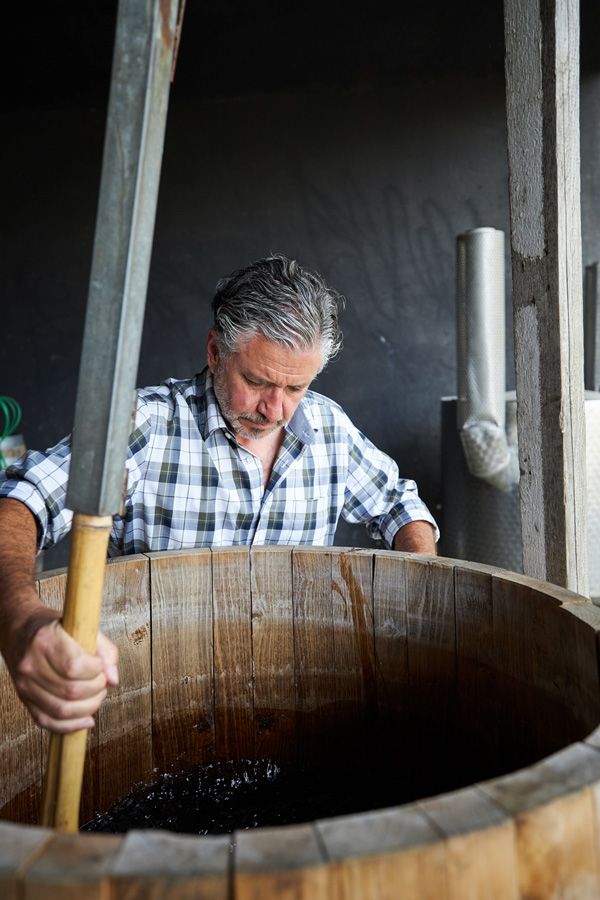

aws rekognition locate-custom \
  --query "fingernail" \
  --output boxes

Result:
[108,666,119,684]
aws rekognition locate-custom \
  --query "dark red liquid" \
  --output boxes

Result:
[81,758,431,835]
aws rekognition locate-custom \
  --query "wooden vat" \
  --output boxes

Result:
[2,546,600,899]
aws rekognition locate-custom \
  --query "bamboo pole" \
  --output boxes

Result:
[40,514,113,832]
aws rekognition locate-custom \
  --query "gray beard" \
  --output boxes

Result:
[212,366,287,441]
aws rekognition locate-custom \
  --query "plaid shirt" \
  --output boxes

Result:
[0,369,437,556]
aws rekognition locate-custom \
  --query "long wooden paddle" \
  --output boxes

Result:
[39,0,179,831]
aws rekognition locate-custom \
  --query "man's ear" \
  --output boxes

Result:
[206,329,220,373]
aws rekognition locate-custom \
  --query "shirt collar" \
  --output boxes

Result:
[287,402,317,445]
[199,367,316,446]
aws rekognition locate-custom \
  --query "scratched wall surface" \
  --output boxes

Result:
[2,1,599,567]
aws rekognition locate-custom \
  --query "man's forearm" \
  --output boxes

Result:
[392,520,437,554]
[0,499,59,657]
[0,497,38,585]
[0,497,120,732]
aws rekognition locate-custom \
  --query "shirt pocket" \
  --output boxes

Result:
[265,489,335,544]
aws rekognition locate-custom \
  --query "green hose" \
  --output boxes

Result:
[0,397,23,469]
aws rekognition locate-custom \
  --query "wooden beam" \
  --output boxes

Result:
[504,0,588,594]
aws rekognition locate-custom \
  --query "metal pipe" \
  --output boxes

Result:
[456,228,519,491]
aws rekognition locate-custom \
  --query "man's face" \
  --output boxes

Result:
[207,329,322,443]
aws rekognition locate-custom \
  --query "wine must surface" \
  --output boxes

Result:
[81,758,433,835]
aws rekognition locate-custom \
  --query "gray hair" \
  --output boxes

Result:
[211,255,344,372]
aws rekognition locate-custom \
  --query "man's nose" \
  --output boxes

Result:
[258,387,284,421]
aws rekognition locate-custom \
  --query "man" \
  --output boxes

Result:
[0,255,437,733]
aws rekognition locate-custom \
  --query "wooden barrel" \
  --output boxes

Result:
[2,546,600,898]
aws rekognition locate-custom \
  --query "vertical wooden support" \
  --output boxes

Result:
[504,0,589,594]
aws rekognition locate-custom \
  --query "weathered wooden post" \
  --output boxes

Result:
[504,0,589,594]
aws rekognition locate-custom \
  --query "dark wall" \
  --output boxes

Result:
[2,2,599,567]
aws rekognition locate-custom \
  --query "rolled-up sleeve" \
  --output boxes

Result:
[342,425,439,549]
[0,396,155,554]
[0,437,74,550]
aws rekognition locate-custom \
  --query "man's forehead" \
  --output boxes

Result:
[234,334,322,384]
